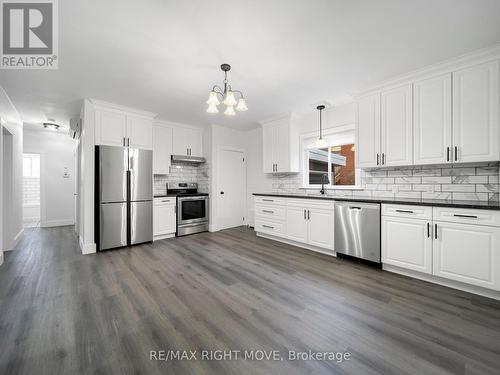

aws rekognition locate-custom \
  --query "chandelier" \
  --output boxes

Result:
[206,64,248,116]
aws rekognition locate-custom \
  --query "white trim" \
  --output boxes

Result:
[256,232,336,258]
[355,43,500,96]
[4,228,24,251]
[88,98,157,118]
[79,236,96,254]
[153,233,175,241]
[259,112,293,126]
[383,264,500,301]
[153,119,204,131]
[41,219,75,228]
[209,224,218,232]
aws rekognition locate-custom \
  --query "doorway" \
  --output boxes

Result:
[22,153,41,227]
[217,147,246,230]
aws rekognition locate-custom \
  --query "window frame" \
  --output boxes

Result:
[300,124,362,190]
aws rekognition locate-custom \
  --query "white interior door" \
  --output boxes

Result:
[217,148,246,230]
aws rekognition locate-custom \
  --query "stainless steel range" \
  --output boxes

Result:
[167,183,209,236]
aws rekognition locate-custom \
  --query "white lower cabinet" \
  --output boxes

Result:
[286,206,308,243]
[154,198,176,239]
[382,204,500,292]
[433,221,500,290]
[308,208,335,249]
[382,216,432,274]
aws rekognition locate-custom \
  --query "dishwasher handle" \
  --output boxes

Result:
[349,206,362,210]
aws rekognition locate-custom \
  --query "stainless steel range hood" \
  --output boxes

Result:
[171,155,206,163]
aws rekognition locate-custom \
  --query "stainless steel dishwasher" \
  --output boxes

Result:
[334,201,381,263]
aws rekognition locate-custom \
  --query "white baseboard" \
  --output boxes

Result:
[153,233,175,241]
[5,228,24,251]
[383,264,500,301]
[256,232,336,258]
[209,224,218,232]
[79,236,96,254]
[41,219,75,228]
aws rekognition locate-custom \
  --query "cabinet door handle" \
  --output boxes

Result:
[307,210,310,220]
[128,138,130,147]
[396,209,414,214]
[161,199,171,203]
[349,206,361,210]
[454,146,458,161]
[262,225,274,229]
[262,210,274,214]
[427,222,430,238]
[262,199,274,202]
[446,147,450,162]
[376,153,379,165]
[434,223,438,239]
[453,214,478,219]
[382,153,385,165]
[123,137,126,146]
[187,148,189,155]
[304,209,306,219]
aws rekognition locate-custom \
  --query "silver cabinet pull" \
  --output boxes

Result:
[123,137,126,146]
[427,222,430,238]
[453,214,478,219]
[434,223,438,239]
[262,225,274,229]
[447,147,450,162]
[307,210,310,220]
[454,146,458,161]
[376,153,380,165]
[304,209,306,219]
[382,153,385,165]
[262,199,274,202]
[396,209,414,214]
[262,210,274,214]
[127,138,130,147]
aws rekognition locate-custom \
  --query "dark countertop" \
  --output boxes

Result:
[253,192,500,210]
[154,194,177,198]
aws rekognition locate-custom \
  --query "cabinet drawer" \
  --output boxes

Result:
[154,198,176,206]
[254,218,285,236]
[433,207,500,227]
[255,204,286,220]
[286,198,334,209]
[254,196,286,206]
[382,204,432,220]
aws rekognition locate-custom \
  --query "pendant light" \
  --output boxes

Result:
[206,64,248,116]
[315,105,327,148]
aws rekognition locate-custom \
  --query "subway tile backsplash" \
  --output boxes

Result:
[153,161,209,196]
[268,162,500,202]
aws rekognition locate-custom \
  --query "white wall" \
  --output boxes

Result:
[244,127,272,226]
[24,129,76,227]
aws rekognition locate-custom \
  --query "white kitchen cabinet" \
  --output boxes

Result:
[95,109,127,147]
[381,84,413,167]
[154,198,176,239]
[356,92,381,168]
[127,115,152,150]
[286,206,308,243]
[172,127,203,157]
[307,207,334,249]
[382,216,433,274]
[433,221,500,291]
[260,114,300,173]
[413,74,452,165]
[153,125,173,174]
[453,60,500,163]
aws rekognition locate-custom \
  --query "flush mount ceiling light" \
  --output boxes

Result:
[206,64,248,116]
[43,122,60,131]
[315,105,327,148]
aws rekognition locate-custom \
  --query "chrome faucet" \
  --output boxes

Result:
[320,174,330,195]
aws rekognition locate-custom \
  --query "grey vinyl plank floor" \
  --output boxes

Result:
[0,226,499,375]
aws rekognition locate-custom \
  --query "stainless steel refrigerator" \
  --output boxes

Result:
[95,146,153,251]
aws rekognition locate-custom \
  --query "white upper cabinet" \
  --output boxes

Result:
[172,127,203,157]
[452,60,500,163]
[127,115,152,150]
[95,109,127,147]
[93,101,155,150]
[153,125,173,174]
[413,74,452,165]
[261,114,300,174]
[381,84,413,167]
[356,92,381,168]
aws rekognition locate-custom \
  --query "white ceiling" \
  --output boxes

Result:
[1,0,500,131]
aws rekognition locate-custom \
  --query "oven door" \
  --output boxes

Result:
[177,196,208,225]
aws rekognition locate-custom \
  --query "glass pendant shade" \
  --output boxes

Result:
[206,91,220,105]
[223,91,237,106]
[206,103,219,114]
[224,105,236,116]
[236,98,248,111]
[315,137,327,148]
